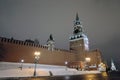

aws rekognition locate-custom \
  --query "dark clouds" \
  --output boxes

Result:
[0,0,120,65]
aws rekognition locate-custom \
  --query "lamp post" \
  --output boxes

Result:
[33,51,40,77]
[85,57,91,70]
[20,59,24,70]
[65,61,68,71]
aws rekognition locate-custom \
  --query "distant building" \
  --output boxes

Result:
[0,14,102,69]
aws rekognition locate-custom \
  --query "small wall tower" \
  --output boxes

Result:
[69,13,89,53]
[47,34,55,51]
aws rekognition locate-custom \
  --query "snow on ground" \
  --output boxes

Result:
[0,62,101,78]
[0,68,49,78]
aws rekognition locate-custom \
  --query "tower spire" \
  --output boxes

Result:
[47,34,54,42]
[73,13,82,34]
[74,13,81,26]
[76,12,79,21]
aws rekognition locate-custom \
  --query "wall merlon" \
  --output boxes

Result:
[0,37,71,53]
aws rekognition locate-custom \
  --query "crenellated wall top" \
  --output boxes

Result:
[0,37,73,53]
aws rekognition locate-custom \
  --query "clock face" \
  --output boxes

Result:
[74,26,82,34]
[74,29,80,34]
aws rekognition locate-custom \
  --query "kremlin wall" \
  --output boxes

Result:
[0,14,102,69]
[0,37,76,65]
[0,37,102,67]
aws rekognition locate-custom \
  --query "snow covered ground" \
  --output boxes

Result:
[0,62,101,78]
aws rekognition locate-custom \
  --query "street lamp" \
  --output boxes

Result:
[85,57,91,70]
[65,61,68,71]
[20,59,24,70]
[33,51,40,77]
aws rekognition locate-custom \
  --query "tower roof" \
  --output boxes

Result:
[74,13,81,26]
[70,13,88,40]
[47,34,54,42]
[76,13,79,21]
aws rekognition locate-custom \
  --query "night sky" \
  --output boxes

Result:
[0,0,120,67]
